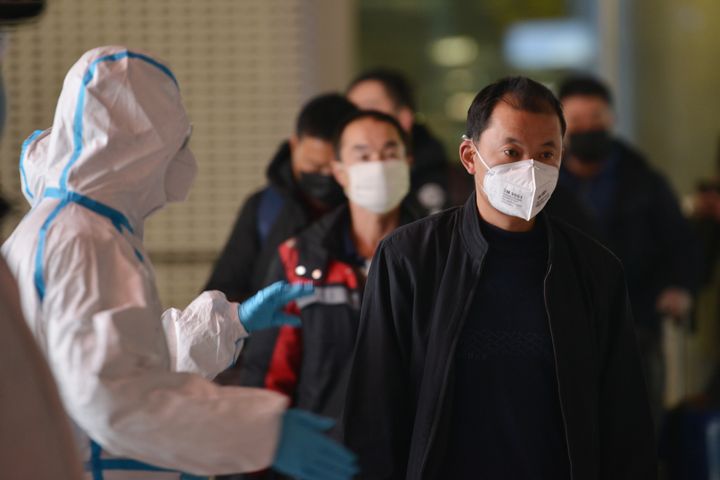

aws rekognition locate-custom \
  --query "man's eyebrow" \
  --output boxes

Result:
[350,144,370,152]
[502,137,558,148]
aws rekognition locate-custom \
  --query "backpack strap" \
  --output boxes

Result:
[256,186,285,244]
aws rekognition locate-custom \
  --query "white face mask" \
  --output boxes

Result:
[472,144,558,221]
[346,159,410,214]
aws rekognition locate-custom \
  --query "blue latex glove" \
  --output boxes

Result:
[272,409,358,480]
[238,281,314,333]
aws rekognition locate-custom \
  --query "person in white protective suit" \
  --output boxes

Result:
[0,256,83,479]
[1,45,357,480]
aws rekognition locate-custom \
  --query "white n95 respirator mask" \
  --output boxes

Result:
[346,159,410,214]
[473,145,558,221]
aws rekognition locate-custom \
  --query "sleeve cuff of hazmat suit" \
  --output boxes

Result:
[162,290,249,379]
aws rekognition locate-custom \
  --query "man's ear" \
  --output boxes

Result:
[397,107,414,133]
[289,134,299,153]
[459,140,477,175]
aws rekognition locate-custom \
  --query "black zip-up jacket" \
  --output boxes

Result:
[342,193,657,480]
[204,141,325,302]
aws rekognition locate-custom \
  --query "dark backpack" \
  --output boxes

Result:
[256,186,285,244]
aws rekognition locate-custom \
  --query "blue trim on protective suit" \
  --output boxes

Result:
[19,129,45,199]
[58,50,177,190]
[44,188,134,233]
[34,199,67,300]
[34,189,140,301]
[86,440,183,478]
[90,440,103,480]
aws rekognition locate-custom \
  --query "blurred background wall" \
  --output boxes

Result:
[355,0,720,194]
[0,1,718,399]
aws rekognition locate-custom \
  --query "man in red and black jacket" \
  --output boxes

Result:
[237,110,424,457]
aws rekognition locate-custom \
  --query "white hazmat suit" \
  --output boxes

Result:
[2,46,290,479]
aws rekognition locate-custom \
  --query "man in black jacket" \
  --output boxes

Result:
[343,76,656,479]
[557,75,699,425]
[204,94,358,302]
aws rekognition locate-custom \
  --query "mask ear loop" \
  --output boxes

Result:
[461,134,491,171]
[462,134,493,201]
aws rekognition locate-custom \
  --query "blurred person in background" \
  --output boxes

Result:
[0,203,83,480]
[557,75,700,427]
[343,76,656,479]
[656,145,720,479]
[0,220,84,479]
[236,111,423,477]
[0,28,82,479]
[204,94,358,303]
[1,5,83,475]
[690,149,720,287]
[2,46,356,480]
[347,68,472,211]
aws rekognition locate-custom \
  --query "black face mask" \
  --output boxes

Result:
[567,130,613,163]
[297,172,346,208]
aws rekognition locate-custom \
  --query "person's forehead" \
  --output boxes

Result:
[482,101,562,140]
[342,117,401,145]
[348,80,392,104]
[561,94,610,111]
[296,136,333,153]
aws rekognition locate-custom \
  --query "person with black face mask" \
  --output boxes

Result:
[204,94,357,304]
[553,75,700,431]
[296,169,346,207]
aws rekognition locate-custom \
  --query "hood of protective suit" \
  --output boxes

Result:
[19,45,196,228]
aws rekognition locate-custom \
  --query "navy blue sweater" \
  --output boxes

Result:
[444,216,570,479]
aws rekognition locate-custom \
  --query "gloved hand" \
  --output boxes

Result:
[272,409,358,480]
[238,281,314,333]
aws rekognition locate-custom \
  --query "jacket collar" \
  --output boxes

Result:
[459,191,554,268]
[459,192,489,265]
[293,200,421,282]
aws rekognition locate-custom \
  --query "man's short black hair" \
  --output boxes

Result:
[332,110,410,161]
[558,75,613,105]
[465,76,566,141]
[347,68,416,112]
[296,93,359,141]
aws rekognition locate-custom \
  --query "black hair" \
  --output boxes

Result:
[347,68,416,112]
[332,110,410,160]
[295,93,359,141]
[558,75,613,105]
[465,76,566,141]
